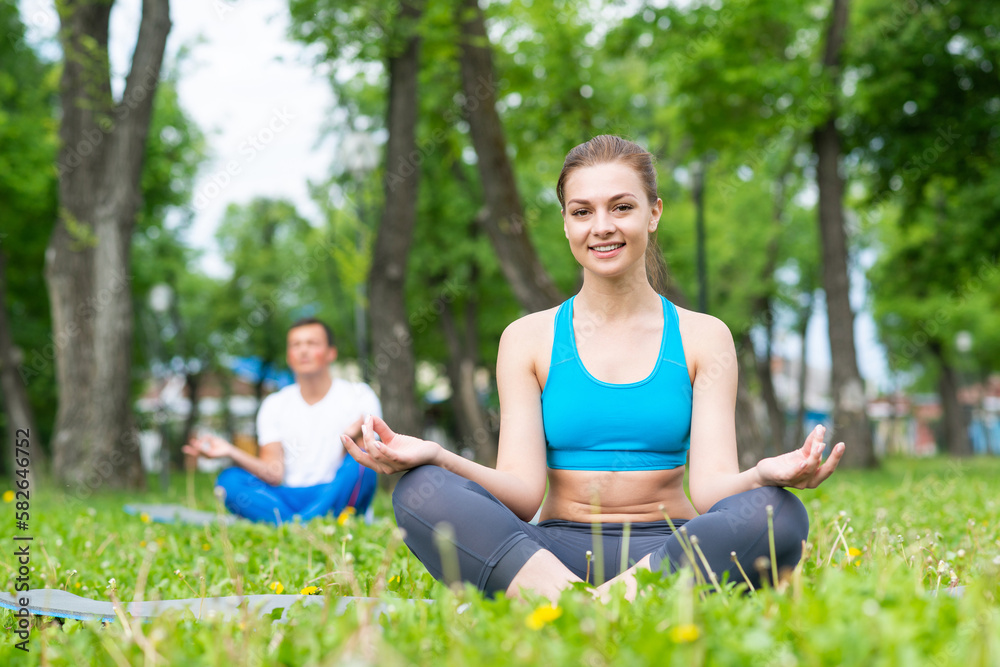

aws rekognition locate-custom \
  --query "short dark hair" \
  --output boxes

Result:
[288,317,336,347]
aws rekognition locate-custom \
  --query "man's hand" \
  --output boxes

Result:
[182,434,234,459]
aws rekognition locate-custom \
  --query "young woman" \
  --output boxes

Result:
[342,135,845,601]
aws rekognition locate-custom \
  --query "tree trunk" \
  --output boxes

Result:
[221,370,236,443]
[812,0,876,468]
[176,370,201,469]
[929,340,971,456]
[794,295,813,448]
[439,292,499,466]
[753,308,786,456]
[46,0,171,489]
[456,0,563,313]
[735,333,766,470]
[369,1,423,438]
[0,250,43,483]
[692,157,708,314]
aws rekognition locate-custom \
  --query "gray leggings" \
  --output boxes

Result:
[393,466,809,596]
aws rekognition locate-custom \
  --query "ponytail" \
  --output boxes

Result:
[645,232,670,296]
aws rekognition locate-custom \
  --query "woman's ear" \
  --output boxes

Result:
[648,198,663,233]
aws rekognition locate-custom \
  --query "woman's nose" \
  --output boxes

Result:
[592,210,617,235]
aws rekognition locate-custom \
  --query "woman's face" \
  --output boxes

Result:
[561,161,662,283]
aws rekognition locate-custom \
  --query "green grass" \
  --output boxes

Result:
[2,457,999,666]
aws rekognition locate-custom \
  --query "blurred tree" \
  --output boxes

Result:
[46,0,171,488]
[455,0,563,312]
[849,0,1000,455]
[129,72,209,466]
[368,0,425,438]
[0,4,58,481]
[214,198,318,405]
[289,0,425,438]
[811,0,876,467]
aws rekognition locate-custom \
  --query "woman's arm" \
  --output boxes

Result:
[342,316,550,521]
[685,316,844,514]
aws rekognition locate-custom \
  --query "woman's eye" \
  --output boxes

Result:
[614,203,634,212]
[571,209,590,217]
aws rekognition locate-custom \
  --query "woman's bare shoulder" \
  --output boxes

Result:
[673,304,736,363]
[500,306,560,347]
[673,304,733,338]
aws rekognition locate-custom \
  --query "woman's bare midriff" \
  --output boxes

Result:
[538,466,698,523]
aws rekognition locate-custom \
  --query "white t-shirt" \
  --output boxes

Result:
[255,379,382,487]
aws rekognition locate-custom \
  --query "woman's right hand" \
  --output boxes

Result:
[341,414,441,475]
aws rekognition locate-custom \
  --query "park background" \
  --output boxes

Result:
[1,0,999,665]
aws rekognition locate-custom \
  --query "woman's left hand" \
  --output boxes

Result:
[755,425,845,489]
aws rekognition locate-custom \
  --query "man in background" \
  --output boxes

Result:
[183,317,379,523]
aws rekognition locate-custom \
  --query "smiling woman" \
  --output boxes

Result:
[557,137,670,298]
[342,135,846,602]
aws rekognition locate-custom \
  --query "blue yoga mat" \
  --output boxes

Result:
[0,588,425,623]
[124,503,239,526]
[123,503,376,525]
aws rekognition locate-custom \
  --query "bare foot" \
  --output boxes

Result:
[592,554,652,603]
[505,550,583,603]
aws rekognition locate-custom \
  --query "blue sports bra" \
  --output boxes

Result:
[541,295,693,471]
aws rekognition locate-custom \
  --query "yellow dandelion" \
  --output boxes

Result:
[525,604,562,630]
[140,541,147,548]
[389,575,400,585]
[2,491,14,503]
[300,586,319,595]
[668,623,701,643]
[202,543,210,551]
[847,547,863,565]
[140,512,151,523]
[75,582,81,589]
[337,506,356,526]
[269,581,284,594]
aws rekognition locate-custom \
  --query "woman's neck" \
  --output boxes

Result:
[576,272,661,321]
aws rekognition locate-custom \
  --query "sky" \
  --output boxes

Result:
[21,0,335,278]
[17,0,890,391]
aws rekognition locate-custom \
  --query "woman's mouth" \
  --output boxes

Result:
[590,242,624,257]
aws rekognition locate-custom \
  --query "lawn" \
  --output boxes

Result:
[2,457,999,666]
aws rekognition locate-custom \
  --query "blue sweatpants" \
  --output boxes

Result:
[216,453,376,524]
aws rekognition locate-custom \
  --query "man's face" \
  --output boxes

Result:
[286,324,336,377]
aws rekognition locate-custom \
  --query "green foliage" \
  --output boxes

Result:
[1,458,998,664]
[849,0,1000,382]
[847,0,999,209]
[212,198,332,370]
[0,4,60,453]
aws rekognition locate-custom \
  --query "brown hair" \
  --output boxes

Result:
[556,135,669,296]
[288,317,336,347]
